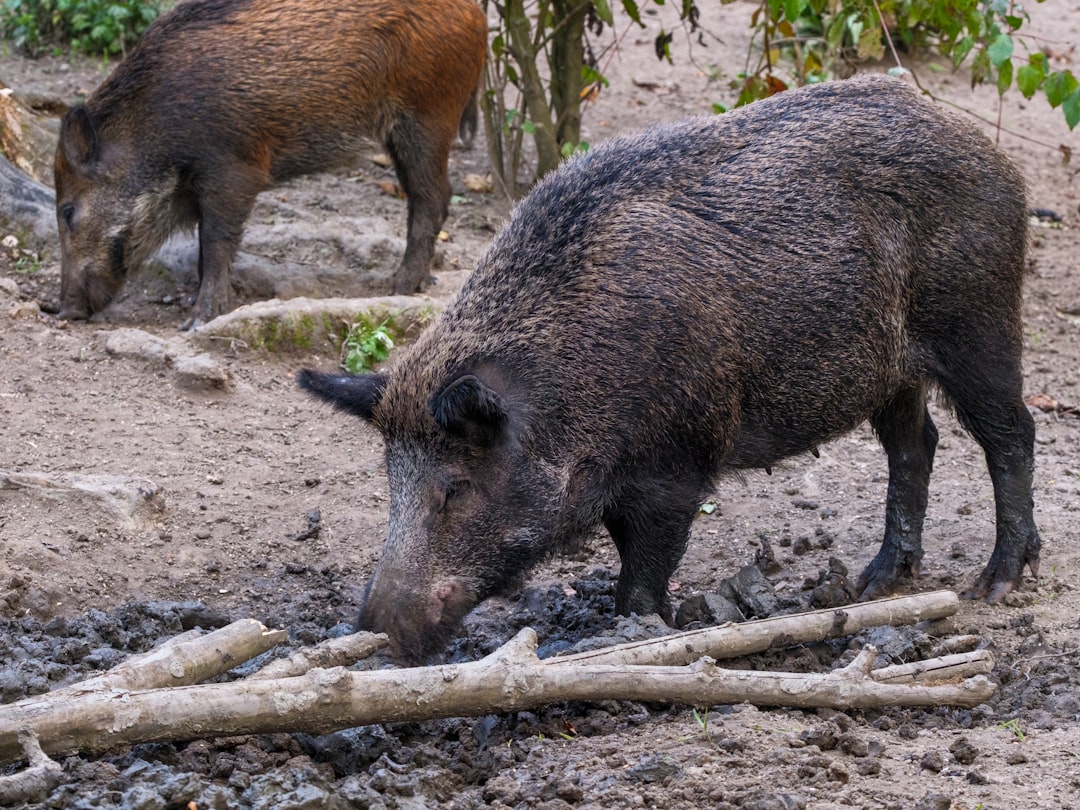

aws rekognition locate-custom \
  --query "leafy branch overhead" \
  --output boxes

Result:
[483,0,1075,196]
[731,0,1077,130]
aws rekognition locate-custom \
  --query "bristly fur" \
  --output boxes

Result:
[54,0,487,325]
[301,75,1041,663]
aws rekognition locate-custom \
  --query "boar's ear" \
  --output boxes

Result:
[296,369,387,423]
[60,106,101,170]
[431,374,508,448]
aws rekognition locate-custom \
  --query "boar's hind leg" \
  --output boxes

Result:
[386,117,452,295]
[604,482,703,624]
[856,384,938,600]
[941,354,1041,602]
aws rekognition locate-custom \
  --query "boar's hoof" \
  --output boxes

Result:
[960,559,1039,604]
[57,305,90,322]
[854,549,921,602]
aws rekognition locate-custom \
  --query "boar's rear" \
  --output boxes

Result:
[54,0,487,328]
[300,75,1041,663]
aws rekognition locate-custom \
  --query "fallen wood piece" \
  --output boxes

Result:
[0,729,62,806]
[930,635,981,657]
[248,632,389,680]
[871,650,994,684]
[0,628,995,764]
[548,590,959,667]
[0,619,287,763]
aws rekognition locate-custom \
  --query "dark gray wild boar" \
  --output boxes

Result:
[299,75,1041,662]
[54,0,487,328]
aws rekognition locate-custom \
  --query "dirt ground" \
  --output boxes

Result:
[2,2,1080,808]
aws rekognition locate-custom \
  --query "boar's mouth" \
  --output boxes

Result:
[59,236,128,320]
[358,575,481,665]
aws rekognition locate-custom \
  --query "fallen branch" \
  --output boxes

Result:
[0,619,286,767]
[0,729,62,807]
[871,650,994,684]
[549,590,959,667]
[0,626,995,765]
[248,631,388,680]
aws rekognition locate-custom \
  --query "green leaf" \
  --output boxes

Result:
[1015,63,1041,97]
[1064,90,1080,130]
[952,35,975,68]
[1016,64,1042,99]
[620,0,643,25]
[857,27,883,60]
[987,33,1013,68]
[593,0,613,26]
[971,49,991,86]
[996,58,1012,96]
[782,0,806,23]
[1046,70,1079,108]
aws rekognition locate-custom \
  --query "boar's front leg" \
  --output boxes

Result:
[183,173,262,330]
[604,477,706,623]
[857,384,938,600]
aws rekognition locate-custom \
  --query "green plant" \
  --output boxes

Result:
[998,717,1027,741]
[731,0,1078,132]
[0,0,161,57]
[481,0,1075,195]
[481,0,700,196]
[341,319,395,374]
[12,251,42,274]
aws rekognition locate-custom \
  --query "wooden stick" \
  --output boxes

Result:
[247,632,388,680]
[871,650,994,684]
[0,619,286,760]
[547,590,959,667]
[0,729,63,806]
[0,628,995,764]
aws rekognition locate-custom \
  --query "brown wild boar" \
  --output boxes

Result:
[54,0,487,328]
[300,75,1042,662]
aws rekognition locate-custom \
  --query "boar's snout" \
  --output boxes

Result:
[358,573,478,664]
[58,263,123,321]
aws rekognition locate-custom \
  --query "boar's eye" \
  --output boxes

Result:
[60,203,76,230]
[438,477,472,512]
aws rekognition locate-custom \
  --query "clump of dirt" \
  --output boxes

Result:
[3,2,1080,808]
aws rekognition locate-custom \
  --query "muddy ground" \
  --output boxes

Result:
[2,2,1080,808]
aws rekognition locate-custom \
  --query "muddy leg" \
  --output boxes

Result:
[604,481,702,623]
[387,116,451,294]
[857,383,939,599]
[950,390,1040,602]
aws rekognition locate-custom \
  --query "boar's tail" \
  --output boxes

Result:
[296,369,387,422]
[458,86,480,149]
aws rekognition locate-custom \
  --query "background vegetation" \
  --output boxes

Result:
[484,0,1078,194]
[0,0,160,57]
[2,0,1076,193]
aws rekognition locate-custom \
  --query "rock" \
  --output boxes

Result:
[920,750,946,772]
[949,736,979,765]
[0,470,163,532]
[190,294,438,355]
[104,327,177,364]
[675,592,745,628]
[173,353,231,390]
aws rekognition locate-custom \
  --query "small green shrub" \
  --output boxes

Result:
[0,0,161,57]
[342,319,395,374]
